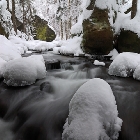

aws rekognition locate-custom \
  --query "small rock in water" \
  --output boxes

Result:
[40,82,52,93]
[45,59,60,70]
[61,63,74,70]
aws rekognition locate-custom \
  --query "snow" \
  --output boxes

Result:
[0,35,21,61]
[107,49,119,60]
[53,36,84,56]
[3,55,46,86]
[0,57,7,78]
[94,60,105,66]
[133,65,140,80]
[62,78,122,140]
[108,52,140,77]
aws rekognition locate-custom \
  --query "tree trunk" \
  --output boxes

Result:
[6,0,9,11]
[131,0,138,19]
[22,4,26,34]
[12,0,17,33]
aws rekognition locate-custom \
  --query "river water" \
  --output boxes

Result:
[0,52,140,140]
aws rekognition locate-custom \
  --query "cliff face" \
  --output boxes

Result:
[82,2,113,55]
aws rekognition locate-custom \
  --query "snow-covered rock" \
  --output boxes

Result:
[94,60,105,66]
[0,57,7,78]
[133,65,140,80]
[107,49,119,60]
[108,52,140,77]
[3,55,46,86]
[0,35,21,61]
[62,78,122,140]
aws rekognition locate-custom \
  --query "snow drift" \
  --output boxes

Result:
[62,78,122,140]
[3,55,46,86]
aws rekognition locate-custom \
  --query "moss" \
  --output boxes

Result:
[36,26,47,41]
[118,30,140,53]
[82,7,113,54]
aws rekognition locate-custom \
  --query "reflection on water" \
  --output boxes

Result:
[0,54,140,140]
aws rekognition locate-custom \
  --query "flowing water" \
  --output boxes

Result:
[0,52,140,140]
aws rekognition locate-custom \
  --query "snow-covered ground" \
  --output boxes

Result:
[3,55,46,86]
[108,52,140,80]
[62,78,122,140]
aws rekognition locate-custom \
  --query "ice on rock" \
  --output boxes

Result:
[3,55,46,86]
[108,52,140,77]
[62,78,122,140]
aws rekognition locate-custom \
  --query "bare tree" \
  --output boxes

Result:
[12,0,17,33]
[131,0,138,19]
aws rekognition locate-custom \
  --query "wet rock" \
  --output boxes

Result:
[45,59,60,70]
[82,6,113,55]
[40,82,52,93]
[78,62,94,71]
[61,63,74,70]
[118,30,140,53]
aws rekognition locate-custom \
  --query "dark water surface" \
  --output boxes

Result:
[0,52,140,140]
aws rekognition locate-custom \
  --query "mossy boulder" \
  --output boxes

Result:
[34,16,56,41]
[118,30,140,53]
[82,6,113,55]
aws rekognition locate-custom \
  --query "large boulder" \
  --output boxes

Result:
[34,15,56,42]
[82,6,113,55]
[118,30,140,53]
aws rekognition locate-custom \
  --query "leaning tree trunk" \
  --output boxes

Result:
[131,0,138,19]
[12,0,17,33]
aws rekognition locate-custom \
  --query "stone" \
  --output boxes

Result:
[82,6,113,55]
[33,15,56,42]
[118,30,140,53]
[40,82,52,93]
[45,59,60,70]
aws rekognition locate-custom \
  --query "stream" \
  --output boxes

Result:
[0,52,140,140]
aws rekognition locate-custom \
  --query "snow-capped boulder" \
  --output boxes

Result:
[0,57,7,78]
[62,78,122,140]
[3,55,46,86]
[108,52,140,77]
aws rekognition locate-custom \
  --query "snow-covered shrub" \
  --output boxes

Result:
[62,78,122,140]
[108,53,140,77]
[3,55,46,86]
